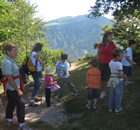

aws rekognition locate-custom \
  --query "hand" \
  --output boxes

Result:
[17,89,23,97]
[54,81,57,84]
[41,61,45,66]
[132,62,136,66]
[124,74,127,78]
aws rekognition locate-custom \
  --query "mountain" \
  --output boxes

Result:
[44,14,112,61]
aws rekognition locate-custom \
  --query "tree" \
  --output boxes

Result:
[88,0,140,20]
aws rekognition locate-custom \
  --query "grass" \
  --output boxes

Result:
[0,58,140,129]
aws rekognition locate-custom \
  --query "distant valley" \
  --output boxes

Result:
[44,14,112,61]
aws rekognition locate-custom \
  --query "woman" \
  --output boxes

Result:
[96,32,117,99]
[1,43,28,129]
[30,43,45,107]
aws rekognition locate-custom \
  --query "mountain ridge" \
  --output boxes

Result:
[44,14,112,61]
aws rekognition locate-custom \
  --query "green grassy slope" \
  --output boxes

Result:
[0,57,140,130]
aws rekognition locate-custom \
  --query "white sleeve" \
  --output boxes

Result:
[118,62,123,71]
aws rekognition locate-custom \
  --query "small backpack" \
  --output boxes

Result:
[23,56,37,75]
[56,61,67,78]
[0,68,3,80]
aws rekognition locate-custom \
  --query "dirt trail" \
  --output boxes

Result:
[0,64,80,127]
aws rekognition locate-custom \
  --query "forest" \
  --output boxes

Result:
[0,0,140,65]
[0,0,63,68]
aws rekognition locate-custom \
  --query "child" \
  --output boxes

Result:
[45,67,57,107]
[108,49,126,112]
[122,40,136,85]
[56,53,77,102]
[86,58,101,109]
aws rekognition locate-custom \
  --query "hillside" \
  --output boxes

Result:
[44,14,112,61]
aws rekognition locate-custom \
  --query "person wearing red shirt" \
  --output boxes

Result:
[96,32,117,99]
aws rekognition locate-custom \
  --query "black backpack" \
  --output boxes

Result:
[0,68,3,80]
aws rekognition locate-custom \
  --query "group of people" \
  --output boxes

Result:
[1,31,136,129]
[86,32,136,112]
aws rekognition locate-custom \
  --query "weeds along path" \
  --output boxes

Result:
[0,63,80,127]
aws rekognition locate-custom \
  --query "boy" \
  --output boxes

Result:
[86,58,101,109]
[122,40,136,85]
[108,49,126,112]
[56,53,77,102]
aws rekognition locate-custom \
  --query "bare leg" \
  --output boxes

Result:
[101,81,107,92]
[93,99,97,105]
[88,100,91,105]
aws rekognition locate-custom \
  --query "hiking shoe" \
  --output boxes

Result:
[100,93,106,99]
[6,120,13,126]
[86,104,91,109]
[58,98,63,102]
[109,108,113,112]
[34,97,41,102]
[18,124,30,130]
[115,107,122,113]
[30,102,38,107]
[72,92,78,96]
[93,104,97,109]
[125,81,133,85]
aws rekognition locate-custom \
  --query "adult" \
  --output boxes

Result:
[30,43,45,107]
[96,32,117,99]
[1,43,29,129]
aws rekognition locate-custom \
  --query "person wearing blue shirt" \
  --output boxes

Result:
[122,40,136,85]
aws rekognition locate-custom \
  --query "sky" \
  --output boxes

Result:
[30,0,112,22]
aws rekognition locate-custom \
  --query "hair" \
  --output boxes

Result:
[89,58,98,67]
[4,43,17,54]
[61,53,68,60]
[112,48,124,59]
[31,43,43,52]
[129,39,136,46]
[101,31,112,46]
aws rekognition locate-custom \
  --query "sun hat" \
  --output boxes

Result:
[45,67,54,75]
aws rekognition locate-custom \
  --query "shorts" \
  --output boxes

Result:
[123,66,132,77]
[87,88,100,100]
[99,62,111,81]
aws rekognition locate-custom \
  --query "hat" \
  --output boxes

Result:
[45,67,54,75]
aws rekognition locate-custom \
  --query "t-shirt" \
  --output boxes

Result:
[45,75,53,88]
[30,51,42,72]
[121,47,132,66]
[109,60,123,81]
[56,61,70,78]
[1,55,20,91]
[86,67,101,89]
[98,43,117,64]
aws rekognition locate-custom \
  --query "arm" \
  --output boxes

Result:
[126,56,136,65]
[6,75,23,96]
[119,71,126,78]
[49,81,57,85]
[96,49,100,62]
[34,54,45,66]
[67,57,71,66]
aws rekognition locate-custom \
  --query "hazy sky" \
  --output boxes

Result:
[30,0,112,22]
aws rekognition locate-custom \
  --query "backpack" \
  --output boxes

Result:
[56,61,67,78]
[23,56,37,75]
[0,68,3,80]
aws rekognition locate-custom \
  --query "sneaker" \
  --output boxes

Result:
[109,108,113,112]
[34,97,41,102]
[115,107,122,113]
[18,124,30,130]
[125,81,133,85]
[72,92,78,96]
[100,93,106,99]
[58,98,63,102]
[6,120,13,126]
[127,81,133,84]
[30,102,38,107]
[93,104,97,109]
[86,104,91,109]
